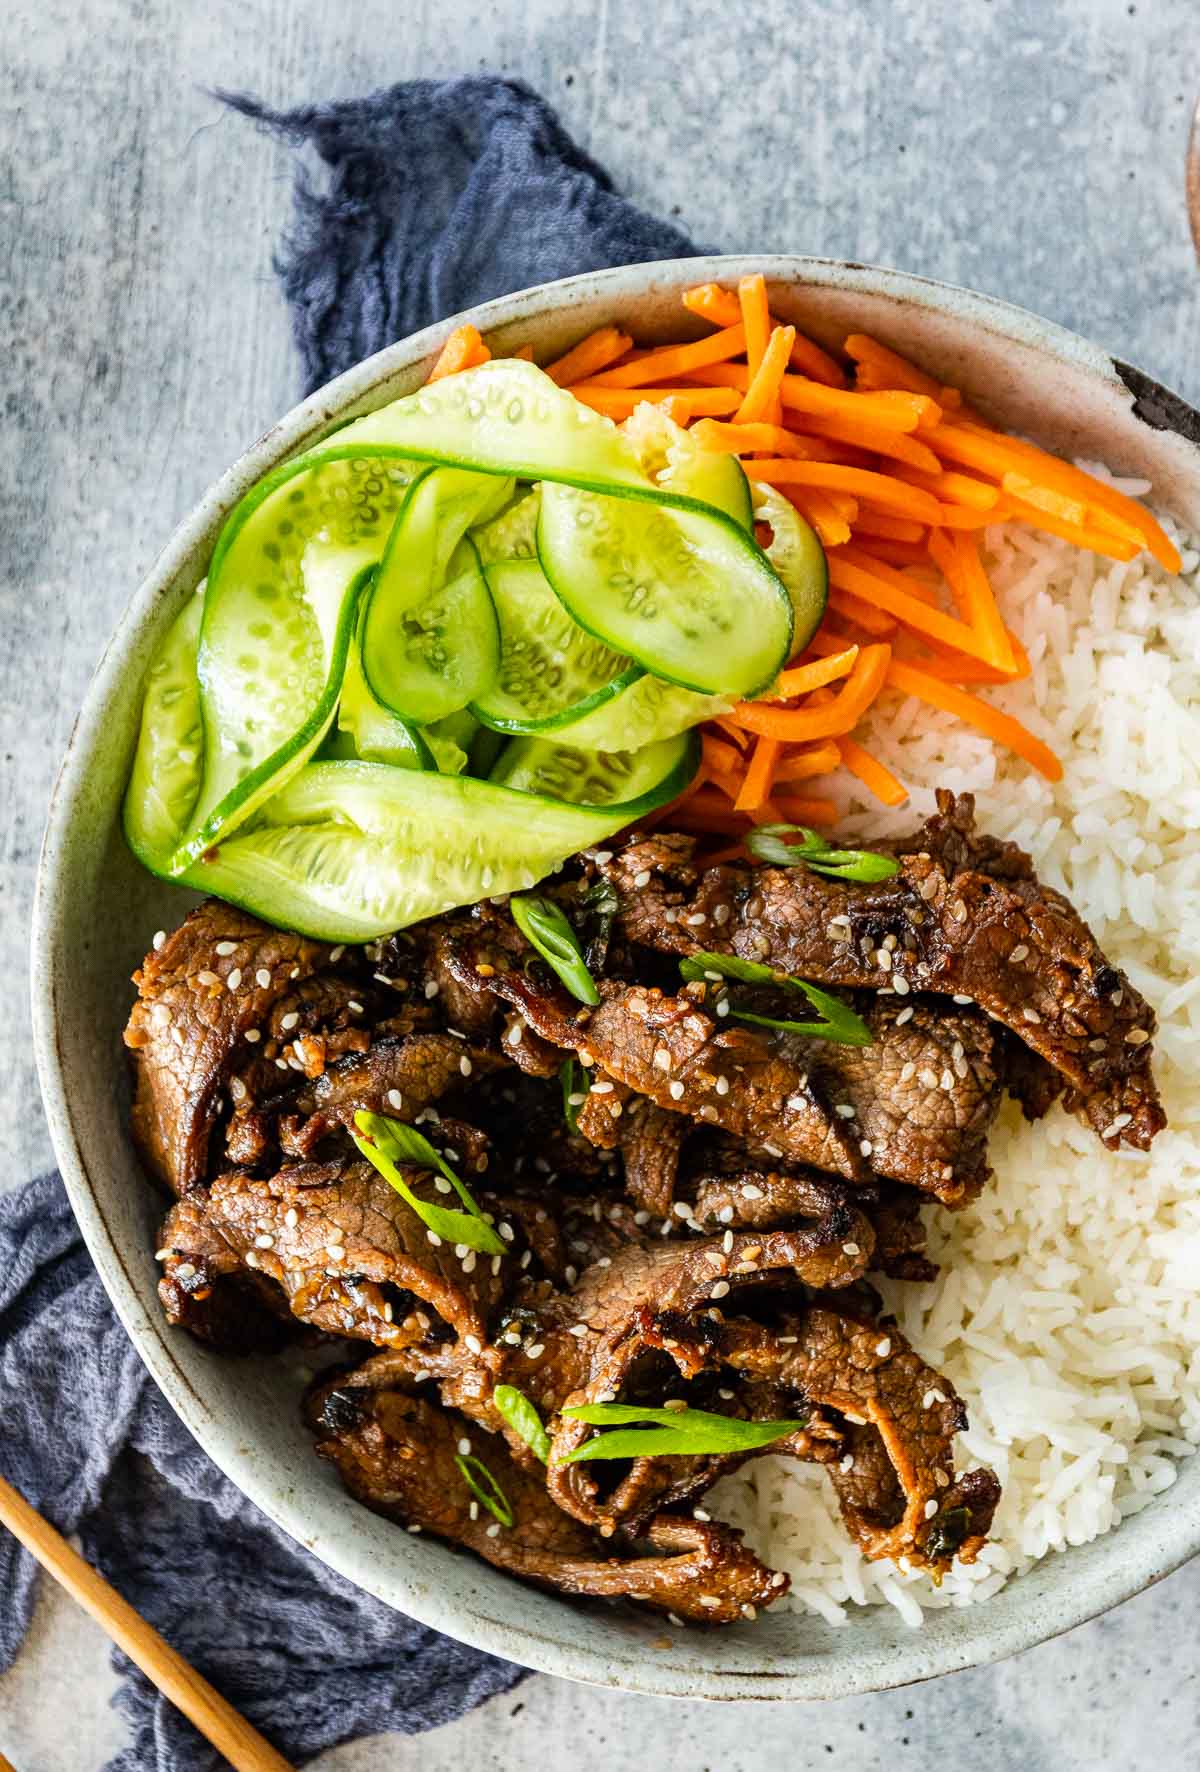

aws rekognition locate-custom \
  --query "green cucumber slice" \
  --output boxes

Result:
[182,750,694,941]
[361,469,502,723]
[525,670,732,753]
[624,403,753,531]
[424,707,479,775]
[488,730,698,810]
[124,591,205,861]
[472,486,541,564]
[751,481,828,658]
[470,558,640,734]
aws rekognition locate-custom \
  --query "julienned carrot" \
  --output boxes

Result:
[932,503,1012,531]
[1002,492,1140,561]
[843,333,950,402]
[927,529,1016,674]
[427,324,490,382]
[827,555,997,664]
[682,283,847,386]
[826,587,898,636]
[750,460,944,525]
[1000,471,1087,526]
[785,411,942,474]
[784,488,857,547]
[543,327,633,386]
[734,735,782,811]
[849,510,926,543]
[770,646,860,699]
[701,732,745,778]
[736,325,795,425]
[834,547,940,606]
[886,660,1062,781]
[770,795,839,826]
[927,424,1181,572]
[738,275,772,387]
[691,419,831,460]
[890,465,1001,510]
[589,325,748,388]
[837,735,909,806]
[712,717,750,748]
[730,643,891,741]
[779,378,938,433]
[773,740,843,781]
[571,384,742,418]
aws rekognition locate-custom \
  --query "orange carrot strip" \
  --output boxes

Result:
[738,275,772,383]
[771,795,839,826]
[786,412,942,474]
[701,733,745,778]
[933,504,1012,531]
[837,736,909,807]
[571,385,742,418]
[770,647,860,699]
[783,488,855,548]
[1000,471,1087,526]
[1002,493,1140,560]
[834,546,940,605]
[683,284,847,386]
[542,327,633,386]
[848,510,926,542]
[890,465,1001,510]
[779,378,936,432]
[927,530,1016,674]
[712,717,750,749]
[591,325,748,389]
[827,555,996,663]
[843,333,949,401]
[730,644,891,740]
[928,425,1181,571]
[692,419,830,460]
[734,736,782,811]
[658,396,694,426]
[750,461,943,525]
[845,537,930,568]
[826,588,900,637]
[886,660,1062,780]
[736,325,796,425]
[427,324,489,382]
[773,741,843,782]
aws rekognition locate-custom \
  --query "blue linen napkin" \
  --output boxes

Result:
[1,76,699,1771]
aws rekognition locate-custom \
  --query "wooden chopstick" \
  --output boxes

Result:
[0,1474,294,1772]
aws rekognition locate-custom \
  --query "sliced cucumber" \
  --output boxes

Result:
[362,468,502,724]
[470,558,640,734]
[124,591,205,861]
[525,669,732,753]
[472,486,541,564]
[750,481,828,658]
[424,707,479,775]
[624,403,753,531]
[337,612,432,772]
[488,730,698,811]
[183,752,694,942]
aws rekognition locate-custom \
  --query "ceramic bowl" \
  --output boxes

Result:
[31,257,1200,1700]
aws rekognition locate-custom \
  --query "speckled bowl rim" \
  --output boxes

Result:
[31,256,1200,1701]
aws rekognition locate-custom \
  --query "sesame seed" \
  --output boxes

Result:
[924,1498,940,1519]
[591,1080,614,1095]
[842,1242,860,1256]
[953,993,972,1005]
[895,1006,914,1027]
[722,1229,734,1252]
[685,912,707,927]
[843,1412,867,1426]
[152,930,166,950]
[786,1094,807,1110]
[834,1103,855,1119]
[485,1522,501,1538]
[464,1334,483,1354]
[633,869,652,887]
[922,1390,938,1409]
[662,1398,688,1413]
[427,1231,443,1248]
[919,1067,939,1089]
[674,1200,693,1218]
[941,1068,954,1091]
[1111,988,1124,1006]
[256,968,271,988]
[329,945,345,963]
[227,967,243,991]
[458,1437,472,1455]
[713,903,731,925]
[196,969,220,988]
[174,1262,196,1281]
[693,1506,711,1521]
[875,1337,892,1358]
[280,1011,299,1031]
[215,940,237,957]
[918,874,939,902]
[254,1234,274,1250]
[718,1206,734,1224]
[1126,1027,1150,1045]
[244,1028,261,1043]
[469,1501,479,1521]
[568,1324,589,1338]
[154,1248,172,1262]
[741,1183,764,1200]
[698,1595,720,1609]
[715,997,730,1017]
[860,1139,874,1157]
[839,1454,855,1473]
[1009,943,1029,963]
[715,1074,730,1096]
[876,948,892,972]
[669,1080,685,1100]
[934,1467,949,1488]
[526,1343,545,1360]
[711,1280,730,1299]
[593,850,613,865]
[229,1077,247,1103]
[507,1023,524,1046]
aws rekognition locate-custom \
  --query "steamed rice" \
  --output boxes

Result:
[711,468,1200,1625]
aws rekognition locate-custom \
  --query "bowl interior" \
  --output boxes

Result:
[32,257,1200,1699]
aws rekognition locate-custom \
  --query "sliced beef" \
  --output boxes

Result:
[617,1098,691,1219]
[308,1379,784,1624]
[599,794,1163,1151]
[285,1033,504,1156]
[124,904,333,1192]
[718,1307,999,1572]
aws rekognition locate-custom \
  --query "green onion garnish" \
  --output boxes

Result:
[679,952,872,1046]
[557,1402,809,1464]
[560,1056,584,1134]
[351,1111,506,1255]
[746,823,900,884]
[455,1452,514,1526]
[493,1384,552,1463]
[510,893,599,1005]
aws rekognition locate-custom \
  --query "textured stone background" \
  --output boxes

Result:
[3,0,1199,1764]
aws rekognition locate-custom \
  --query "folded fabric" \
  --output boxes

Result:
[1,73,700,1771]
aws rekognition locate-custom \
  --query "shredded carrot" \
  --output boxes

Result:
[887,660,1062,780]
[770,646,860,699]
[571,384,742,418]
[682,283,847,386]
[712,717,750,749]
[701,732,745,778]
[890,465,1002,511]
[825,587,899,636]
[837,736,909,806]
[738,276,772,385]
[784,488,856,547]
[785,412,942,474]
[927,530,1017,674]
[427,324,490,382]
[931,503,1011,531]
[1002,492,1139,561]
[589,325,748,389]
[848,510,926,543]
[691,419,831,460]
[750,461,944,526]
[542,327,632,386]
[736,325,795,425]
[733,735,782,811]
[729,643,891,741]
[774,740,843,781]
[827,555,997,664]
[771,795,839,826]
[786,332,849,390]
[843,333,949,402]
[779,378,938,433]
[1000,471,1087,526]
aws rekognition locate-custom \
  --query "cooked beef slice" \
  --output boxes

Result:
[285,1033,504,1155]
[686,1163,854,1232]
[598,793,1163,1150]
[124,904,334,1192]
[718,1307,999,1572]
[157,1159,518,1355]
[616,1098,691,1218]
[309,1382,785,1623]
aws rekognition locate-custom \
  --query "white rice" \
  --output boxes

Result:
[711,470,1200,1626]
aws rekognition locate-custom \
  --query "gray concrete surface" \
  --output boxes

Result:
[3,0,1200,1764]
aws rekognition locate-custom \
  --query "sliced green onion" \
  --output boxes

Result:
[510,893,599,1004]
[557,1401,809,1464]
[493,1384,552,1463]
[746,823,899,883]
[679,952,872,1046]
[455,1452,515,1525]
[560,1056,584,1134]
[351,1111,506,1255]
